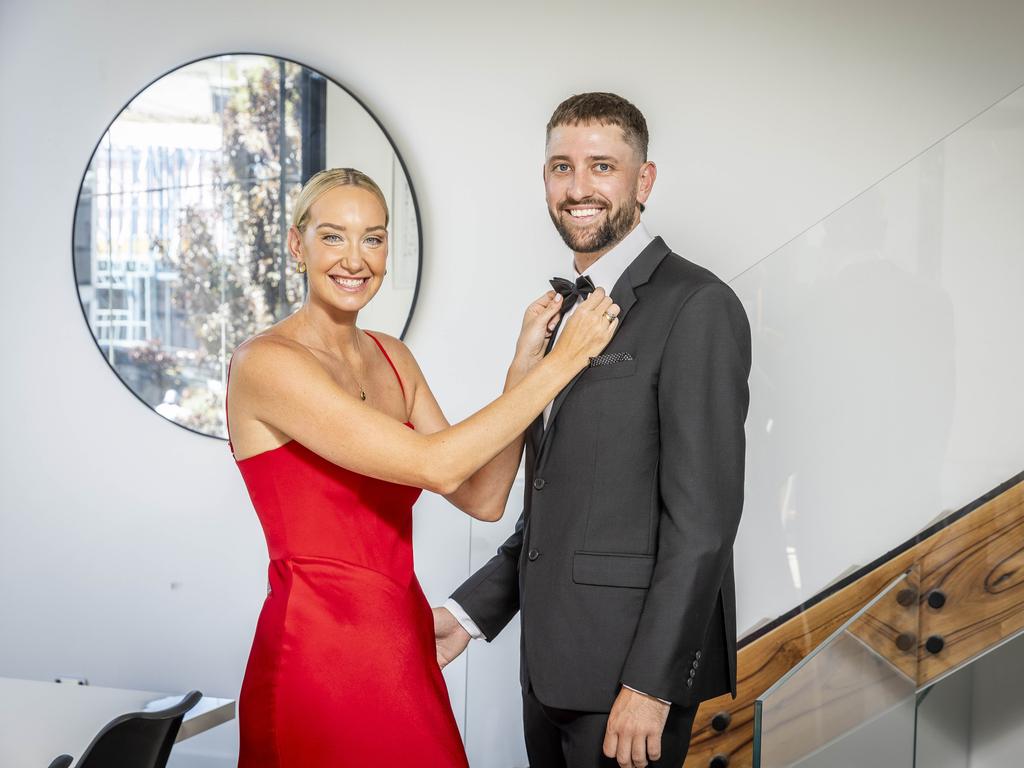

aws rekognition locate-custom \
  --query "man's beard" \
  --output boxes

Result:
[549,199,637,254]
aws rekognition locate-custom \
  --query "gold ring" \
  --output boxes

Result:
[604,311,618,322]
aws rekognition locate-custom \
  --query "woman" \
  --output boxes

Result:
[226,168,619,766]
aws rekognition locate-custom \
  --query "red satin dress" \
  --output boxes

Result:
[227,332,468,767]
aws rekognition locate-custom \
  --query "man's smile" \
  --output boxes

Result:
[563,205,607,223]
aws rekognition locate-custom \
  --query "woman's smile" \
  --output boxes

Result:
[328,274,371,292]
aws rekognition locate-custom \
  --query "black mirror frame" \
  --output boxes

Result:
[71,51,424,442]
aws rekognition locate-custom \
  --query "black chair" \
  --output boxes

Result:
[45,690,202,768]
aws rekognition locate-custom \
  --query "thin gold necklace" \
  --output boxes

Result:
[351,332,368,401]
[305,313,367,401]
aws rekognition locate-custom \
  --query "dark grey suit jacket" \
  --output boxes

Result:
[452,237,751,711]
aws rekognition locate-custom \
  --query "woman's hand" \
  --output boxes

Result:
[549,288,620,371]
[513,290,564,372]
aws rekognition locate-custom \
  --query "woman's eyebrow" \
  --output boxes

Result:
[315,223,386,233]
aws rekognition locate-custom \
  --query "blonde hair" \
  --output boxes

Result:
[291,168,390,232]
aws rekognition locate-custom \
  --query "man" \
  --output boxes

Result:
[434,92,751,768]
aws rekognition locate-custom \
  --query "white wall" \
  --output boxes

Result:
[912,630,1024,768]
[3,1,1024,766]
[917,665,973,768]
[967,633,1024,767]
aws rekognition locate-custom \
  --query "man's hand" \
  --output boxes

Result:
[433,606,471,669]
[603,686,671,768]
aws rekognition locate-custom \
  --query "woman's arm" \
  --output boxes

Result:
[230,290,618,497]
[395,292,564,520]
[393,353,532,520]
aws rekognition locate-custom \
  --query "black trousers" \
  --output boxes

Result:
[522,686,698,768]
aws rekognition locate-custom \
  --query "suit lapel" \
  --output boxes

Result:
[536,237,671,460]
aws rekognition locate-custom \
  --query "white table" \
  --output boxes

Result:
[0,677,235,766]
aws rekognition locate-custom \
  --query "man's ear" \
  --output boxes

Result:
[636,161,657,207]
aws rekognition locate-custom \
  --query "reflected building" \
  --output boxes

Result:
[74,57,316,435]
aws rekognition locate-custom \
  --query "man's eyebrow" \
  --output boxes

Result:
[546,155,620,163]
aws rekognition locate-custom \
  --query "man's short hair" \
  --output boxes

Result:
[546,92,649,161]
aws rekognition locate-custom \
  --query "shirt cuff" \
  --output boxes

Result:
[623,684,671,706]
[444,598,486,640]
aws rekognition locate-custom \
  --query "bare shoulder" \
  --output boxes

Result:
[230,333,322,391]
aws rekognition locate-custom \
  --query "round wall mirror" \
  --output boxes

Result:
[73,53,421,439]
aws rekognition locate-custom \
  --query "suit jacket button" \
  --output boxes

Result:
[692,660,700,669]
[528,549,540,561]
[695,650,702,660]
[688,669,696,678]
[686,679,694,687]
[533,478,546,490]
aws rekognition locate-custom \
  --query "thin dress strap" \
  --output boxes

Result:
[363,331,407,399]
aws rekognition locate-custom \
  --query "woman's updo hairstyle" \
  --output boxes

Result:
[291,168,390,232]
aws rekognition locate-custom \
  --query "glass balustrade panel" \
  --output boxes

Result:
[754,571,920,768]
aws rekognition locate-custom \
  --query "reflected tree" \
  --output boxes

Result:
[170,61,306,433]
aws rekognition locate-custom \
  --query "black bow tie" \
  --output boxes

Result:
[549,275,595,313]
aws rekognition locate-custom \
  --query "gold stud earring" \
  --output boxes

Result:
[297,262,306,274]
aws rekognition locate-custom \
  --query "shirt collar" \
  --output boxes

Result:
[574,221,654,291]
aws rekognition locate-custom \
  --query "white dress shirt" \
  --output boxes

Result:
[444,221,669,703]
[541,221,654,427]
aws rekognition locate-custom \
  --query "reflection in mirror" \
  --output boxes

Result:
[73,53,421,439]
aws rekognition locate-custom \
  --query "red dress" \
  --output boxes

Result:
[227,332,468,767]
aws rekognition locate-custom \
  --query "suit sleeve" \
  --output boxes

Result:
[620,281,751,705]
[449,509,524,641]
